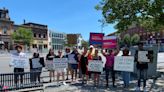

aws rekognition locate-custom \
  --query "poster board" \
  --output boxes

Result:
[46,60,54,70]
[114,56,134,72]
[10,54,29,68]
[53,58,68,69]
[88,60,103,72]
[68,54,77,64]
[31,58,42,68]
[103,36,117,49]
[89,33,104,46]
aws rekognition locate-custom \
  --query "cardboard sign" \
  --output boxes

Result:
[88,60,103,72]
[103,36,117,49]
[89,33,104,45]
[32,58,42,68]
[114,56,134,72]
[53,58,68,69]
[138,51,150,62]
[68,54,77,64]
[46,60,54,70]
[10,54,29,68]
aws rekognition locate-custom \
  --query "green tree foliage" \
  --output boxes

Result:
[82,40,89,48]
[122,34,140,47]
[12,27,33,46]
[96,0,164,32]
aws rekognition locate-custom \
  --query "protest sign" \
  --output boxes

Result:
[46,60,54,70]
[53,58,68,70]
[10,54,29,68]
[88,60,103,72]
[89,33,104,46]
[138,51,150,62]
[31,58,42,68]
[68,54,77,64]
[114,56,134,72]
[102,36,117,49]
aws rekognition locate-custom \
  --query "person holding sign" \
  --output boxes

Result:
[46,49,56,82]
[92,49,102,86]
[64,48,71,80]
[10,45,26,86]
[102,48,119,88]
[135,43,150,92]
[29,52,44,83]
[121,47,131,88]
[80,48,88,84]
[55,51,67,85]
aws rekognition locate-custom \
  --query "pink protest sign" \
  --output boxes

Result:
[103,36,117,49]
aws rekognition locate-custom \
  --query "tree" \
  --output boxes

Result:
[12,27,33,49]
[131,34,140,45]
[96,0,164,32]
[121,34,140,47]
[81,40,89,48]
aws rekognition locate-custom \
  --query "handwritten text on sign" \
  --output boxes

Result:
[32,58,42,68]
[88,60,103,72]
[114,56,134,72]
[53,58,68,69]
[138,51,150,62]
[10,54,29,68]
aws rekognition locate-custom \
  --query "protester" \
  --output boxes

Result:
[46,49,56,82]
[70,48,79,82]
[29,52,44,83]
[86,45,94,81]
[80,48,88,84]
[122,47,131,88]
[135,43,150,91]
[64,48,71,80]
[102,48,119,88]
[55,51,67,85]
[92,49,102,86]
[10,45,26,86]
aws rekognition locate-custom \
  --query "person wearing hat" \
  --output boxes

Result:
[10,45,26,86]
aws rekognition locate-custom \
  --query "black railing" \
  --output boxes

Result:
[0,71,43,91]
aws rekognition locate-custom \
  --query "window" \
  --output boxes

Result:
[32,44,37,48]
[43,34,46,38]
[3,28,7,34]
[34,33,37,37]
[44,44,47,48]
[39,34,41,38]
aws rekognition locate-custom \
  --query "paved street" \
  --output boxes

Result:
[0,52,164,92]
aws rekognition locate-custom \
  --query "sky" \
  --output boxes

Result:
[0,0,116,40]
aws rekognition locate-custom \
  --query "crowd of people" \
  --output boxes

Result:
[10,43,151,92]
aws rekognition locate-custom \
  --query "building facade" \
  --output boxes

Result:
[23,23,48,52]
[0,8,14,50]
[67,34,83,49]
[49,30,66,50]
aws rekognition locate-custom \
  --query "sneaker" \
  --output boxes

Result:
[135,87,140,92]
[143,87,147,92]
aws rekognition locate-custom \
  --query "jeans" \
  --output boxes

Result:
[30,68,42,83]
[137,69,147,87]
[122,71,130,86]
[105,67,115,86]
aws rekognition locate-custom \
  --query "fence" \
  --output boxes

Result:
[0,71,43,91]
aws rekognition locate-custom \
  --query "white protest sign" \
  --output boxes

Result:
[32,58,42,68]
[46,60,54,70]
[68,54,77,64]
[88,60,103,72]
[10,54,29,68]
[138,51,150,62]
[114,56,134,72]
[53,58,68,70]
